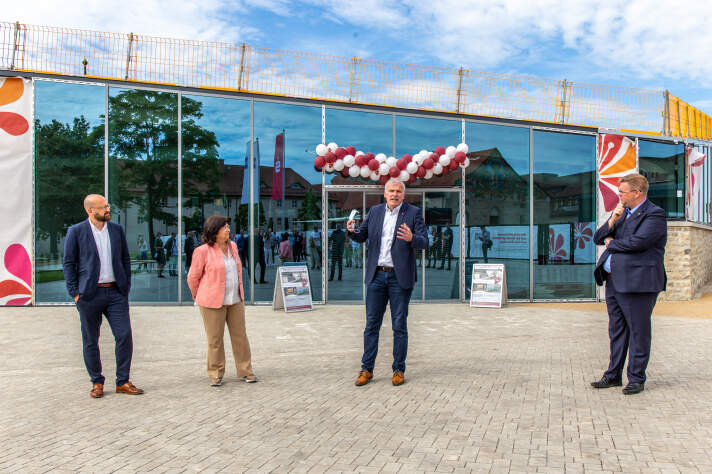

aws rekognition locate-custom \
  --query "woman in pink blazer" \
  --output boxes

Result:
[187,216,257,386]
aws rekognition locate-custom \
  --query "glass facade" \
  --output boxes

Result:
[30,78,708,305]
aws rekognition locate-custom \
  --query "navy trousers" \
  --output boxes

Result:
[76,286,133,386]
[362,269,412,373]
[603,277,658,384]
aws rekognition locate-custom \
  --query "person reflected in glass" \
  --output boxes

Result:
[164,232,178,276]
[429,227,441,268]
[426,226,436,268]
[344,233,353,268]
[264,230,274,266]
[184,230,196,274]
[138,237,149,271]
[309,226,322,270]
[278,233,293,263]
[154,232,166,278]
[477,225,492,263]
[254,229,267,284]
[329,225,345,281]
[351,236,362,269]
[187,216,257,387]
[438,224,453,270]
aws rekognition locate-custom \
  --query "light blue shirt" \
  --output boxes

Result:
[603,199,646,273]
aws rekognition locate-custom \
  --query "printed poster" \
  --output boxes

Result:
[273,265,313,312]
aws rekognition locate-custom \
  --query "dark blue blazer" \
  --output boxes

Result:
[349,201,428,289]
[63,220,132,300]
[593,199,667,293]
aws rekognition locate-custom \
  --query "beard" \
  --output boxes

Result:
[96,212,111,222]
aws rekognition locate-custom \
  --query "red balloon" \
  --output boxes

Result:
[449,159,459,170]
[407,173,416,183]
[314,165,322,173]
[434,146,446,156]
[442,167,450,176]
[314,156,326,170]
[368,159,380,171]
[379,175,389,185]
[346,146,356,156]
[389,166,400,178]
[340,167,350,177]
[324,151,336,164]
[365,152,375,160]
[397,158,408,170]
[416,166,426,178]
[402,154,413,163]
[429,152,439,162]
[358,155,368,167]
[422,158,434,170]
[335,147,347,159]
[454,151,466,163]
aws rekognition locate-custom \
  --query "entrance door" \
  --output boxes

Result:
[325,186,463,302]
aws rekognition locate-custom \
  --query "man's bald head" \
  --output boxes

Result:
[84,194,105,211]
[84,194,111,224]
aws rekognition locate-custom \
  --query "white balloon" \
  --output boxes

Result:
[343,155,355,167]
[399,170,410,181]
[333,159,344,171]
[370,171,379,181]
[386,156,397,167]
[325,163,335,173]
[445,146,456,159]
[316,144,327,156]
[456,143,469,154]
[355,150,364,156]
[375,153,387,163]
[425,169,434,179]
[419,149,428,157]
[414,154,424,165]
[378,163,390,176]
[327,142,338,152]
[438,155,451,166]
[348,166,360,177]
[360,166,371,178]
[461,158,470,168]
[406,162,418,174]
[433,163,443,174]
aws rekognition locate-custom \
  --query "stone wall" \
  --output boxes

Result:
[659,222,712,301]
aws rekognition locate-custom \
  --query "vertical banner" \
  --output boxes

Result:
[0,78,33,305]
[241,138,260,205]
[597,134,637,228]
[686,147,706,220]
[272,132,284,200]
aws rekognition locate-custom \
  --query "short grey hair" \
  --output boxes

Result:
[384,178,406,192]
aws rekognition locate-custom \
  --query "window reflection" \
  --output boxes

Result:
[638,140,685,219]
[533,131,596,299]
[34,81,105,303]
[465,122,530,300]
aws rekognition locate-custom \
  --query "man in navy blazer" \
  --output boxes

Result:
[347,178,428,386]
[591,174,667,395]
[63,194,143,398]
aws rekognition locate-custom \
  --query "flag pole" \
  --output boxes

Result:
[282,129,286,231]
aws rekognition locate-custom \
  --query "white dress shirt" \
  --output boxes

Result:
[222,252,241,305]
[377,203,402,267]
[89,220,116,284]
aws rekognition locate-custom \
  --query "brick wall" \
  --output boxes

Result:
[659,222,712,301]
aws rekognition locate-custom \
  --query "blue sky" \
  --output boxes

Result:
[7,0,712,115]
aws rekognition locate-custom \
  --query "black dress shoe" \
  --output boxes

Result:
[622,382,644,395]
[590,376,622,389]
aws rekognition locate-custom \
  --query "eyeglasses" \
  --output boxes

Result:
[92,204,111,210]
[617,189,639,195]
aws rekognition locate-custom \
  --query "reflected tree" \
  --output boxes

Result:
[296,188,320,230]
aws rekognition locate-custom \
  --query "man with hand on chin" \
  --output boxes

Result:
[347,178,428,386]
[63,194,143,398]
[592,173,667,395]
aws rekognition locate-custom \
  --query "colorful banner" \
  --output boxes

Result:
[0,78,33,305]
[572,222,596,264]
[597,134,637,227]
[272,132,284,200]
[686,147,706,220]
[468,226,529,260]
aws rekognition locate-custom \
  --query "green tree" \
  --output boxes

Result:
[235,201,266,233]
[296,188,320,230]
[104,90,220,252]
[35,117,104,258]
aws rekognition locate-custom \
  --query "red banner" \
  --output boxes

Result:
[272,133,284,200]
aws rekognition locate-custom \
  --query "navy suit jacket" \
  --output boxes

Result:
[63,220,132,300]
[349,201,428,289]
[593,199,667,293]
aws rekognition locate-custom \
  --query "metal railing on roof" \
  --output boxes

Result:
[1,21,710,140]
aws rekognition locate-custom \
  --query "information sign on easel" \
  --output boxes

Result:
[273,265,313,312]
[469,263,507,308]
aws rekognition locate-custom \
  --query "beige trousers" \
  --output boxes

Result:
[199,302,253,379]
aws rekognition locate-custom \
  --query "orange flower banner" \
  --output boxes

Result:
[597,134,637,229]
[686,147,706,220]
[0,78,33,305]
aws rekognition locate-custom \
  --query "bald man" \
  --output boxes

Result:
[63,194,143,398]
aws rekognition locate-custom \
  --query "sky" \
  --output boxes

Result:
[6,0,712,115]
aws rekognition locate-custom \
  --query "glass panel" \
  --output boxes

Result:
[464,122,530,300]
[108,88,178,302]
[396,115,462,189]
[423,192,459,300]
[254,101,323,302]
[533,131,596,299]
[327,191,363,301]
[638,140,685,219]
[34,81,105,302]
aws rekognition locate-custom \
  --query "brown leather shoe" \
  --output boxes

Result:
[116,381,144,395]
[354,370,373,386]
[392,371,405,386]
[90,383,104,398]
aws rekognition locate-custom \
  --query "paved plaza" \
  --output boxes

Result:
[2,300,712,473]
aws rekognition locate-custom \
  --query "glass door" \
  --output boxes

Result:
[423,191,462,301]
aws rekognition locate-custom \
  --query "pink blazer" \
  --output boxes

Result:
[187,241,245,309]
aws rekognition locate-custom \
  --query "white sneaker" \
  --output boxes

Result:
[240,375,258,383]
[210,378,223,386]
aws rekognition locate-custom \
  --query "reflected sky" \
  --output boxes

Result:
[467,122,529,176]
[326,108,392,155]
[35,80,105,126]
[396,116,461,155]
[533,130,595,176]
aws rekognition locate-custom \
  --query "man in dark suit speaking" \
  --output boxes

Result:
[347,178,428,386]
[591,173,667,395]
[63,194,143,398]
